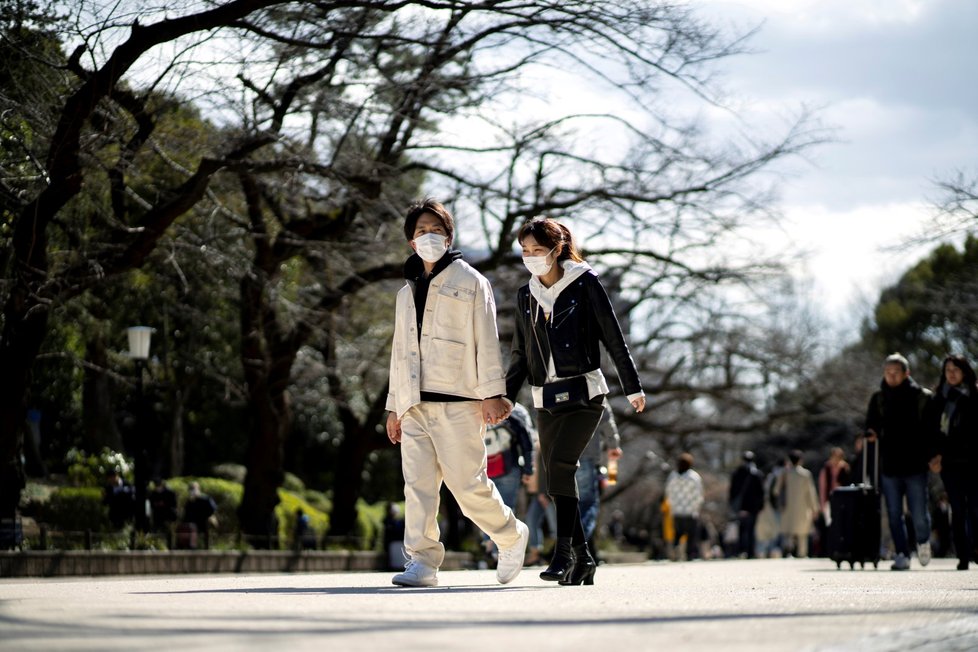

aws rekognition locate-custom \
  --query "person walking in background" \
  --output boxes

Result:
[816,447,851,555]
[728,451,765,558]
[864,352,938,571]
[481,401,535,565]
[505,217,644,586]
[665,453,704,561]
[775,450,819,558]
[183,481,217,538]
[929,354,978,570]
[385,198,528,588]
[578,399,622,553]
[149,478,177,533]
[522,433,557,566]
[103,469,134,529]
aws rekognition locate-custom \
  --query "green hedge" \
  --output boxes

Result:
[37,477,388,551]
[45,487,111,532]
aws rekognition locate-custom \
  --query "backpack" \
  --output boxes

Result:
[484,422,514,478]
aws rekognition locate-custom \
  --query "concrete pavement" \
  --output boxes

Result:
[1,557,976,651]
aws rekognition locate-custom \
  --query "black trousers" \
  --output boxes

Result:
[537,397,605,498]
[942,464,978,563]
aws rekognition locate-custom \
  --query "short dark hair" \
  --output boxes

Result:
[677,452,693,473]
[404,198,455,243]
[788,449,803,465]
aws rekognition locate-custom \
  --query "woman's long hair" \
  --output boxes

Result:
[517,217,584,263]
[937,354,978,394]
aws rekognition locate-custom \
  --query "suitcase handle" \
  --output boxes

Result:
[862,436,879,488]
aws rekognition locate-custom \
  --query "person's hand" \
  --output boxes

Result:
[386,412,402,444]
[631,395,646,413]
[608,447,623,461]
[929,454,942,473]
[482,397,512,425]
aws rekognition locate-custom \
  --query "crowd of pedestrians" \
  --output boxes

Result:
[705,352,977,571]
[102,474,218,549]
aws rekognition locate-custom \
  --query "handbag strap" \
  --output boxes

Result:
[528,295,550,370]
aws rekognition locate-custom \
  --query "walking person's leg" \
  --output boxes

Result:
[905,471,932,565]
[880,474,911,566]
[394,404,445,586]
[942,467,971,569]
[538,402,603,584]
[434,402,527,583]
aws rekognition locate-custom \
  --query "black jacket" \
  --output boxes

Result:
[505,270,642,401]
[932,385,978,467]
[729,462,765,515]
[864,377,938,477]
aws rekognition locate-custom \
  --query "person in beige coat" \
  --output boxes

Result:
[385,198,528,587]
[775,449,819,558]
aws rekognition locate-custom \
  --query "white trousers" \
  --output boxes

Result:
[400,401,520,568]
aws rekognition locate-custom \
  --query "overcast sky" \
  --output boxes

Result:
[701,0,978,330]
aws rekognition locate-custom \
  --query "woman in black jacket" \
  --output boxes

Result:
[932,354,978,570]
[505,217,645,585]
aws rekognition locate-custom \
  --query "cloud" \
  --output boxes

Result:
[698,0,978,323]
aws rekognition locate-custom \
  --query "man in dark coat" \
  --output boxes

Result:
[865,353,940,571]
[729,451,766,558]
[183,481,217,537]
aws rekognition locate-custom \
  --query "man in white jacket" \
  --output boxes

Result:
[385,198,528,587]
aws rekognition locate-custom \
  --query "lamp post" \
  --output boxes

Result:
[127,326,154,534]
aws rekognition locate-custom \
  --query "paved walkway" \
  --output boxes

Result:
[1,557,976,651]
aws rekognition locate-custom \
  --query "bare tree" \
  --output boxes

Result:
[1,1,826,540]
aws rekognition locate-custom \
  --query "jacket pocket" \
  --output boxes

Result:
[424,338,464,385]
[435,283,475,330]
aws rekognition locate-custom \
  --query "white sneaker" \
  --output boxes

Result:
[495,520,529,584]
[917,541,932,567]
[891,553,910,571]
[392,560,438,587]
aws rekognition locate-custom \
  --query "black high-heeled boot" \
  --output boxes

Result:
[560,543,596,585]
[540,537,576,582]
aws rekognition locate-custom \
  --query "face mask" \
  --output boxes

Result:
[414,233,448,263]
[522,248,555,276]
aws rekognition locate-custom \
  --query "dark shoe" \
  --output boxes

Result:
[560,543,596,586]
[957,560,969,571]
[540,537,575,582]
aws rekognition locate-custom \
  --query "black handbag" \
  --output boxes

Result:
[541,375,590,413]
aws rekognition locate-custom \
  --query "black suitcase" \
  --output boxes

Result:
[828,440,881,569]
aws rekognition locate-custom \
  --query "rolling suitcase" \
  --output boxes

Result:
[828,440,881,569]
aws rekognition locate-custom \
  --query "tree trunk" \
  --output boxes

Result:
[168,385,186,477]
[82,335,123,452]
[0,213,51,518]
[237,273,296,547]
[328,425,374,540]
[238,384,290,547]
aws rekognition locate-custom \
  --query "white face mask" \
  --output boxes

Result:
[522,247,555,276]
[413,233,448,263]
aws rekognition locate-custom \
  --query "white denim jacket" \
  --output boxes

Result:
[386,259,507,418]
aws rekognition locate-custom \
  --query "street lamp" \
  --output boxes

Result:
[126,326,154,534]
[127,326,153,363]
